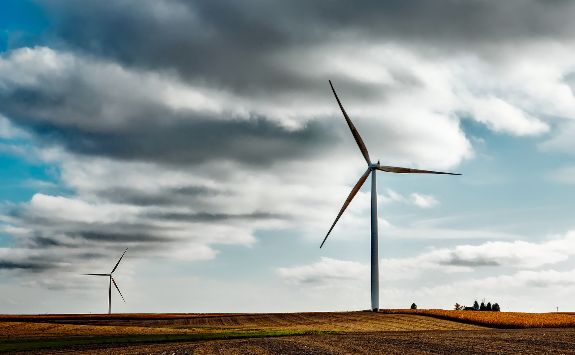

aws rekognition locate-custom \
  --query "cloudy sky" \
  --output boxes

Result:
[1,0,575,314]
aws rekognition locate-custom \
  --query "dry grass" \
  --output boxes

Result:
[384,309,575,328]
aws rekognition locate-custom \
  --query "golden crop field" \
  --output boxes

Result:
[384,309,575,328]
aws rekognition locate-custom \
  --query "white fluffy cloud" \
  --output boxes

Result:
[280,230,575,285]
[409,233,575,270]
[382,234,575,279]
[466,96,549,136]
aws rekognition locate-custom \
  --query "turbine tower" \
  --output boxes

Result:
[320,81,461,311]
[83,248,128,314]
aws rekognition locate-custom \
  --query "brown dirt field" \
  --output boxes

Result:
[29,328,575,354]
[0,312,484,339]
[85,312,486,332]
[0,321,198,339]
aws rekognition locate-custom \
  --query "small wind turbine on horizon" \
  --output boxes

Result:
[320,80,461,312]
[83,248,128,314]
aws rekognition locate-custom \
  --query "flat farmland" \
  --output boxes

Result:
[384,309,575,328]
[1,311,575,354]
[53,329,575,355]
[0,312,484,337]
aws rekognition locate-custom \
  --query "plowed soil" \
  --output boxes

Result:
[0,312,483,339]
[27,329,575,354]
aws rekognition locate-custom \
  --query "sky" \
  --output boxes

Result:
[1,0,575,314]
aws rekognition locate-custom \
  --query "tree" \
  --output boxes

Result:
[473,300,479,311]
[454,303,463,311]
[410,303,417,310]
[480,301,486,311]
[492,303,501,312]
[486,302,492,311]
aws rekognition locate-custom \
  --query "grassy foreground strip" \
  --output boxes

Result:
[0,330,338,353]
[383,309,575,328]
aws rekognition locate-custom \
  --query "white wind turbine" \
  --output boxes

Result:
[320,81,461,311]
[83,248,128,314]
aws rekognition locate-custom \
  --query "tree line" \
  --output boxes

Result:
[454,300,501,311]
[409,300,501,311]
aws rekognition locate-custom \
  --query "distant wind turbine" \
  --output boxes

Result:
[320,81,461,311]
[83,248,128,314]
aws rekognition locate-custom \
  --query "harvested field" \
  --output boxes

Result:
[1,311,575,353]
[0,321,199,339]
[384,309,575,328]
[0,312,484,338]
[21,328,575,354]
[0,312,484,353]
[91,312,486,332]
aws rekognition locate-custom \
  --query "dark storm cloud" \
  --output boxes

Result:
[39,0,575,91]
[31,236,68,248]
[31,224,170,245]
[0,260,55,272]
[65,117,333,166]
[41,0,311,94]
[2,109,335,166]
[84,117,329,166]
[8,207,177,247]
[147,211,287,222]
[0,59,336,166]
[98,185,222,207]
[76,231,171,243]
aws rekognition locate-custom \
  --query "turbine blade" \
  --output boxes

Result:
[111,248,128,274]
[329,80,371,165]
[320,168,371,248]
[82,273,109,276]
[111,277,126,303]
[377,165,461,175]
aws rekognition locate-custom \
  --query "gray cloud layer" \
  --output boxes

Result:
[44,0,575,74]
[1,0,574,280]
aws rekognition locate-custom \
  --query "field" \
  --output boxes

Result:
[384,309,575,328]
[1,311,575,354]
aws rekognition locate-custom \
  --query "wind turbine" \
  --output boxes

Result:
[83,248,128,314]
[320,81,461,311]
